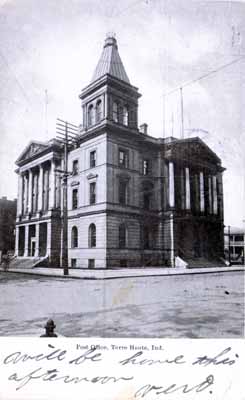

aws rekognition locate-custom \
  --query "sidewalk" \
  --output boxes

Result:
[0,265,243,280]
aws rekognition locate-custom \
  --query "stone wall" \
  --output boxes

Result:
[68,213,107,268]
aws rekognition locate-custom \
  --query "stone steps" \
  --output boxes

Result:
[8,256,48,269]
[186,257,226,269]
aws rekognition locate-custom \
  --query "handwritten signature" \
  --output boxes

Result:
[134,375,214,398]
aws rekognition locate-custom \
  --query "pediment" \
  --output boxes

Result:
[170,138,220,164]
[86,173,98,180]
[16,141,49,164]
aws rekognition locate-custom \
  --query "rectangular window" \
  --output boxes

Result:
[143,160,150,175]
[72,189,78,209]
[119,180,127,205]
[88,259,95,269]
[72,160,78,175]
[235,235,244,242]
[90,151,96,168]
[119,149,128,168]
[71,259,77,268]
[90,182,96,204]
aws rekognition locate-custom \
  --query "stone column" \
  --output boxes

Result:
[169,161,175,208]
[28,169,33,214]
[49,160,55,210]
[34,223,40,257]
[14,226,19,256]
[104,92,107,120]
[180,168,185,210]
[38,164,43,211]
[24,225,29,256]
[83,105,86,129]
[200,171,205,212]
[208,176,213,214]
[213,175,218,214]
[194,174,199,212]
[217,172,224,218]
[170,212,175,267]
[17,174,23,216]
[46,221,51,257]
[185,167,190,210]
[24,174,28,214]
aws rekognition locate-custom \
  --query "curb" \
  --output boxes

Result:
[1,267,244,280]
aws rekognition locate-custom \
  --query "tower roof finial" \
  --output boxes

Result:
[104,32,117,49]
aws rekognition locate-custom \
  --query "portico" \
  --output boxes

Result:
[14,140,62,264]
[164,138,225,263]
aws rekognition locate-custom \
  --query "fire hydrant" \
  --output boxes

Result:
[40,319,58,337]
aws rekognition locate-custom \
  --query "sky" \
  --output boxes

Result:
[0,0,244,228]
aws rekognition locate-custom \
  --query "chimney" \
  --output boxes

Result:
[139,123,148,135]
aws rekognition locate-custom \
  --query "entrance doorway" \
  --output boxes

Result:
[28,225,36,256]
[31,239,36,257]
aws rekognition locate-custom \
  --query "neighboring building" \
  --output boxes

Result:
[14,35,225,269]
[224,226,244,264]
[0,197,17,257]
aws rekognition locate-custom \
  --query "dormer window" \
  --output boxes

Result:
[113,102,119,123]
[123,105,129,126]
[88,104,94,127]
[95,100,102,123]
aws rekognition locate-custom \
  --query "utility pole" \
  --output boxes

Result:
[180,87,184,139]
[45,89,48,136]
[228,225,231,265]
[55,118,79,276]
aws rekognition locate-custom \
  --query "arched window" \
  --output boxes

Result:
[88,104,94,127]
[71,226,78,248]
[95,100,102,123]
[123,105,129,126]
[119,224,127,249]
[89,223,96,248]
[112,101,119,122]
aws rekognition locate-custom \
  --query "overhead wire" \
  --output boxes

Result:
[164,55,245,97]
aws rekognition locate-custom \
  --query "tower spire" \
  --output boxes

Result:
[91,34,130,84]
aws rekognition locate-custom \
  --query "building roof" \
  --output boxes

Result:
[224,226,244,235]
[91,35,130,84]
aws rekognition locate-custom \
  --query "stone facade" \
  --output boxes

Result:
[14,35,225,269]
